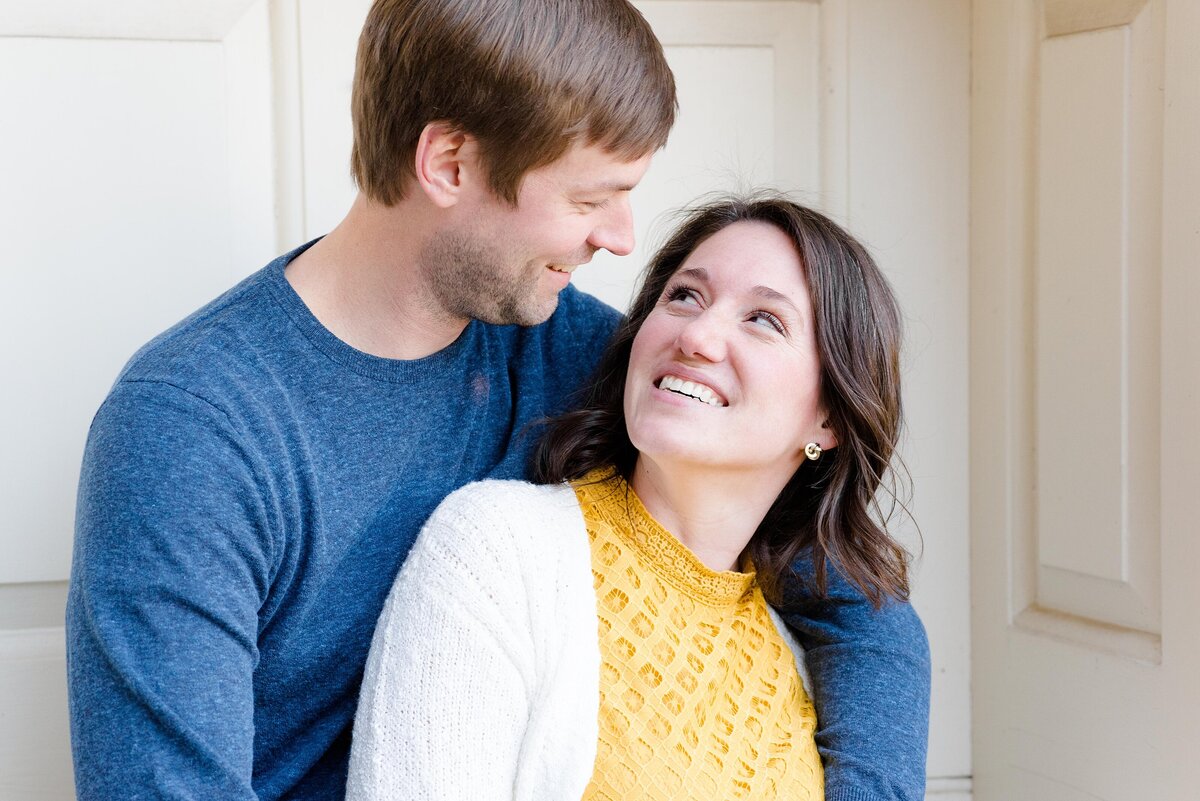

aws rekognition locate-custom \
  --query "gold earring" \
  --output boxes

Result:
[804,442,822,461]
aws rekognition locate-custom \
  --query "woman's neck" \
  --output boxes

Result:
[628,457,793,573]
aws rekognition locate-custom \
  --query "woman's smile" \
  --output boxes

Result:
[654,372,727,407]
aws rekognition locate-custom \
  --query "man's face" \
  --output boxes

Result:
[421,143,653,326]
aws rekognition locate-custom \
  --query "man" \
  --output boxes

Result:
[66,0,929,798]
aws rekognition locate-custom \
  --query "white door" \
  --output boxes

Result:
[970,1,1200,798]
[1,1,971,797]
[0,1,282,797]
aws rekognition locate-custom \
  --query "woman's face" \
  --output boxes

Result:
[623,220,834,478]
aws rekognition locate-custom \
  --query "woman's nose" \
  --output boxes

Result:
[675,313,727,363]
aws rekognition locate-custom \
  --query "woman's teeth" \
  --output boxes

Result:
[658,375,723,406]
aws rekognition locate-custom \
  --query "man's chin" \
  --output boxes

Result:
[518,293,562,327]
[477,292,560,327]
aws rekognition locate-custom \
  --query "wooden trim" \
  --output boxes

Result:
[0,627,65,662]
[818,0,850,220]
[269,0,307,250]
[1,0,259,41]
[1044,0,1149,37]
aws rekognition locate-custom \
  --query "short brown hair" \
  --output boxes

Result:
[534,194,910,608]
[350,0,677,206]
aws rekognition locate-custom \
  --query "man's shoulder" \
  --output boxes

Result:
[120,268,279,386]
[85,248,322,458]
[109,243,328,421]
[501,285,621,390]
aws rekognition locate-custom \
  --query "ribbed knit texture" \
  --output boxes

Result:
[575,471,824,801]
[346,481,601,801]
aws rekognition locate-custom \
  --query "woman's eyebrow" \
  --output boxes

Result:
[751,285,801,315]
[675,267,800,314]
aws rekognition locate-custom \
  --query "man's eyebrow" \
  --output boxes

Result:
[572,179,639,193]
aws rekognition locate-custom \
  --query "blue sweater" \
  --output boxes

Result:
[66,242,929,800]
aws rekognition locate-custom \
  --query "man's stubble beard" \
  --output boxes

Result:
[420,229,555,327]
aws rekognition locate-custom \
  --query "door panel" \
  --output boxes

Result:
[0,1,276,585]
[1034,2,1162,636]
[971,1,1200,797]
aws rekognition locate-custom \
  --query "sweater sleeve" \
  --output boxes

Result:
[346,484,542,801]
[777,552,931,801]
[66,381,272,800]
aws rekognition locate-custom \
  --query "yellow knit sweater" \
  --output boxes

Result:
[575,471,823,801]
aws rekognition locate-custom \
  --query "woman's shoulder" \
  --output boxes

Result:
[432,479,582,535]
[403,479,595,657]
[415,480,588,582]
[439,478,579,512]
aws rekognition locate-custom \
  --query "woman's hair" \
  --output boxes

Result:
[533,194,910,607]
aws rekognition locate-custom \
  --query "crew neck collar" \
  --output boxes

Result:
[574,468,757,607]
[263,239,479,384]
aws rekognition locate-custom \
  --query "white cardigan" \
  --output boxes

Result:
[345,479,807,800]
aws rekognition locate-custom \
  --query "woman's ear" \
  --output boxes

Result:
[796,412,837,463]
[413,122,474,208]
[818,414,838,450]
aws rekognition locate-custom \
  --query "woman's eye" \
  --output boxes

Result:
[665,285,700,305]
[748,310,786,334]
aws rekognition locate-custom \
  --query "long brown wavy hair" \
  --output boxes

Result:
[533,194,910,607]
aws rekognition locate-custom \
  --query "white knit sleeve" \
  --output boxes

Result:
[346,482,546,801]
[767,605,812,698]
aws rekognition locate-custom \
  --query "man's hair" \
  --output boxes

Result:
[350,0,677,206]
[534,194,910,608]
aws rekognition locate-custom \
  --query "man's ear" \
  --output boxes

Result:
[413,122,475,208]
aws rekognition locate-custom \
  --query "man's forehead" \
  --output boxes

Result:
[550,144,654,190]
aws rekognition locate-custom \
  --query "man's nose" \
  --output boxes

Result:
[588,196,635,257]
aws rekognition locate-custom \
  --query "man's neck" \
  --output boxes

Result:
[284,194,468,360]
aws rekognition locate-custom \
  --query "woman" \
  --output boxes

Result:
[346,195,909,800]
